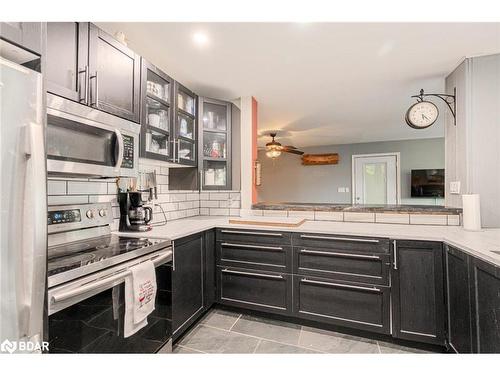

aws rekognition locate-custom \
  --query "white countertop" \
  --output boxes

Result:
[114,216,500,268]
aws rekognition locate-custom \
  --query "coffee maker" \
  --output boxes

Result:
[118,191,153,232]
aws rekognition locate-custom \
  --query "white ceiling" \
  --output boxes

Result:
[98,22,500,147]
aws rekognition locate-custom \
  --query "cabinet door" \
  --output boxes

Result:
[470,257,500,353]
[172,233,204,340]
[204,230,216,308]
[46,22,89,103]
[0,22,42,55]
[392,240,446,345]
[446,246,473,353]
[293,275,390,334]
[173,81,197,166]
[88,24,140,122]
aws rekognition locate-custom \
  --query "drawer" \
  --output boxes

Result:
[217,266,292,314]
[293,275,390,334]
[217,241,292,272]
[216,228,292,246]
[292,233,390,254]
[293,246,390,285]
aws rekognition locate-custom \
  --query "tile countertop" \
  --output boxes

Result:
[114,216,500,268]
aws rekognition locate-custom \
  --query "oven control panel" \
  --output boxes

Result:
[48,203,114,234]
[121,134,134,169]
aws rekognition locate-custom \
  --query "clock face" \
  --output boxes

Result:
[405,101,439,129]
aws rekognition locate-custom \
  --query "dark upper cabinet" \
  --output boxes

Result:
[173,81,197,166]
[46,22,89,103]
[88,24,141,122]
[0,22,43,55]
[391,240,446,345]
[470,257,500,353]
[172,233,205,340]
[140,58,174,161]
[446,245,473,353]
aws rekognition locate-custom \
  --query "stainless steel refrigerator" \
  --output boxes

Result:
[0,55,47,353]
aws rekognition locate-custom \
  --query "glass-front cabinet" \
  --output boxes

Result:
[174,82,197,166]
[140,59,173,161]
[199,97,232,190]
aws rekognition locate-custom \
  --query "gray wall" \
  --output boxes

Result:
[445,54,500,227]
[257,137,445,205]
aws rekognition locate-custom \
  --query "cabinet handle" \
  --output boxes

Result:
[176,138,181,163]
[221,242,283,251]
[90,70,99,107]
[220,230,283,237]
[299,234,379,243]
[78,65,89,104]
[172,241,175,271]
[393,240,397,270]
[299,249,380,260]
[221,268,284,280]
[301,278,381,292]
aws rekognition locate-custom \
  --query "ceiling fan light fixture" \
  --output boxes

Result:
[266,149,281,159]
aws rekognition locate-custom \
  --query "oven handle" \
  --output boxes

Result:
[114,128,124,172]
[50,250,171,304]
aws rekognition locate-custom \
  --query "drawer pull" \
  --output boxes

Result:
[221,242,283,251]
[299,249,380,260]
[222,268,284,280]
[301,278,381,292]
[299,234,379,243]
[221,230,283,237]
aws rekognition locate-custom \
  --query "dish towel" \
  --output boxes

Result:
[124,260,157,338]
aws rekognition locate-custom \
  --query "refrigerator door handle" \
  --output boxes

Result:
[21,121,47,346]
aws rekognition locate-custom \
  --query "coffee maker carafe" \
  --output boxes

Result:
[118,192,153,232]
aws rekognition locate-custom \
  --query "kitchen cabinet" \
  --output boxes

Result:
[88,24,141,122]
[0,22,43,55]
[204,230,216,308]
[46,22,89,103]
[293,275,390,334]
[446,245,473,353]
[391,240,446,345]
[172,232,205,340]
[199,97,232,190]
[470,256,500,353]
[140,58,174,161]
[173,81,197,166]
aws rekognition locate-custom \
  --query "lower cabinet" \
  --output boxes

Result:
[391,240,446,345]
[217,266,293,314]
[293,275,390,334]
[172,232,205,340]
[446,245,473,353]
[470,257,500,353]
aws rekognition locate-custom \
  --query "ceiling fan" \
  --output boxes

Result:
[265,133,304,159]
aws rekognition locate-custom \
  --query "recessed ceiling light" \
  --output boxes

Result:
[192,32,209,47]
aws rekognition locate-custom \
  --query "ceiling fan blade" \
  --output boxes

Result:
[284,149,304,155]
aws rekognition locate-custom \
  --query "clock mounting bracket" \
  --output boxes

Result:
[411,88,456,125]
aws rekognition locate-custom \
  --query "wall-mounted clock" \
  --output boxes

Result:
[405,101,439,129]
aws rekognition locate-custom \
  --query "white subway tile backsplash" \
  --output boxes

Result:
[199,193,209,200]
[410,214,448,226]
[201,200,219,208]
[186,193,200,201]
[447,215,460,226]
[314,211,344,221]
[47,180,66,195]
[200,208,210,215]
[229,209,241,217]
[48,195,88,205]
[67,181,108,195]
[263,210,288,217]
[288,210,315,220]
[170,193,187,202]
[344,212,375,223]
[230,192,241,200]
[88,195,117,204]
[375,213,410,225]
[210,208,230,216]
[209,192,229,200]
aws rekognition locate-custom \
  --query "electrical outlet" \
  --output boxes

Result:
[337,187,345,193]
[450,181,461,194]
[345,187,350,193]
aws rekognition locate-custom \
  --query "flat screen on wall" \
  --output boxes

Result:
[411,169,445,198]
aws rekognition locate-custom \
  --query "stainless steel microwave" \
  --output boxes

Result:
[46,94,139,178]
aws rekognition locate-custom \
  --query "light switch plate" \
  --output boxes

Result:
[450,181,461,194]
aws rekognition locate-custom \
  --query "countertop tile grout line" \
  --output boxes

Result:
[376,341,382,354]
[252,339,262,354]
[174,344,207,354]
[228,313,242,331]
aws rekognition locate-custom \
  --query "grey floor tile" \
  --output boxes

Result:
[231,314,302,345]
[177,324,260,354]
[377,341,432,354]
[173,345,205,354]
[254,340,320,354]
[299,326,380,354]
[198,308,241,330]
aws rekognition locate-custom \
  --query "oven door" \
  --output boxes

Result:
[46,95,138,178]
[47,249,172,353]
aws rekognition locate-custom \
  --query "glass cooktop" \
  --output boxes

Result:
[47,235,171,286]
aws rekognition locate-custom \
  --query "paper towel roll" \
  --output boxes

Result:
[462,194,481,231]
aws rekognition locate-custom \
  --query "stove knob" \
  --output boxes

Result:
[86,210,94,219]
[99,209,107,217]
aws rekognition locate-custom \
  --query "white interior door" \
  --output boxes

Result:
[352,153,400,205]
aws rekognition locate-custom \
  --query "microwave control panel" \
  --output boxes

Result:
[121,134,135,169]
